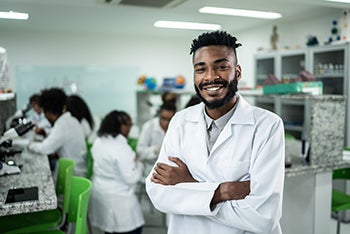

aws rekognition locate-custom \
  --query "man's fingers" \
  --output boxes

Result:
[168,156,186,168]
[151,172,165,185]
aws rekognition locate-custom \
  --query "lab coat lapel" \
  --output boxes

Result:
[210,94,255,154]
[183,103,210,158]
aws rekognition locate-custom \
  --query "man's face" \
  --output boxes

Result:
[193,45,241,109]
[159,109,175,132]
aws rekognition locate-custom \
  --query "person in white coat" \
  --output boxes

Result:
[28,93,51,137]
[89,110,144,234]
[28,88,87,177]
[66,94,98,143]
[146,31,285,234]
[136,101,176,175]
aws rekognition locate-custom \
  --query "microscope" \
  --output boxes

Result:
[4,103,31,130]
[0,122,34,176]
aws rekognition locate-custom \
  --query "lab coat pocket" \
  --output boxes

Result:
[222,159,250,181]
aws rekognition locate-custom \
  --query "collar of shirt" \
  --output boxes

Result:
[204,95,240,131]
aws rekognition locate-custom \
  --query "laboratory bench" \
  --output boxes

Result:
[282,153,350,234]
[0,150,57,216]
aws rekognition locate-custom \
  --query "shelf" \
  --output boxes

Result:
[284,124,304,132]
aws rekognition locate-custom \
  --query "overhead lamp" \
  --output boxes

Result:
[0,11,29,20]
[154,20,221,30]
[324,0,350,3]
[199,7,282,19]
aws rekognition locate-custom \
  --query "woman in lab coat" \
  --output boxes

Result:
[89,110,144,234]
[66,95,98,143]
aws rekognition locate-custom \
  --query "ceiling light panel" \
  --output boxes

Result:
[324,0,350,3]
[199,7,282,19]
[154,20,221,30]
[0,11,29,20]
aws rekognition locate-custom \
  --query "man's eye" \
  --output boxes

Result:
[195,68,205,73]
[217,65,228,70]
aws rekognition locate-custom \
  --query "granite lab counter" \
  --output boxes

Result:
[282,158,350,234]
[251,94,349,234]
[0,150,57,216]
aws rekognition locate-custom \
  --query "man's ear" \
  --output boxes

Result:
[236,65,242,81]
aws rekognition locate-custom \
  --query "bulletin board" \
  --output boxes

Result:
[15,65,140,119]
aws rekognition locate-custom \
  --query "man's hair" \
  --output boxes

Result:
[190,31,242,58]
[98,110,130,137]
[40,87,67,115]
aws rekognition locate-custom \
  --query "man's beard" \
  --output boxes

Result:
[194,75,238,110]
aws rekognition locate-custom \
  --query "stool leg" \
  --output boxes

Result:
[336,211,341,234]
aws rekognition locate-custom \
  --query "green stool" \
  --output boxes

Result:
[332,167,350,234]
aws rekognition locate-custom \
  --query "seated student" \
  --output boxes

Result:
[28,93,51,137]
[66,94,99,143]
[28,87,87,177]
[89,110,144,234]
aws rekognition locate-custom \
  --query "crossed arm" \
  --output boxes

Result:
[151,156,250,206]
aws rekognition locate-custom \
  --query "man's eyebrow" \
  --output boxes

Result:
[194,62,205,67]
[194,58,229,67]
[214,58,229,64]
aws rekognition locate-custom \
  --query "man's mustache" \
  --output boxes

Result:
[198,78,228,90]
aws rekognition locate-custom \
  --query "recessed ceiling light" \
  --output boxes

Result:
[199,7,282,19]
[324,0,350,3]
[0,11,29,20]
[154,20,221,30]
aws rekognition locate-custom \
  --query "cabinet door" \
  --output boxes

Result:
[280,98,306,140]
[310,45,347,95]
[255,55,275,86]
[281,51,306,83]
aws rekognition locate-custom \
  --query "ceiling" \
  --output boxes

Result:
[0,0,348,37]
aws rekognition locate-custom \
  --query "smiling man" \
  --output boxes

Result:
[146,31,285,234]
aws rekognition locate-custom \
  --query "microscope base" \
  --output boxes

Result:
[0,162,21,176]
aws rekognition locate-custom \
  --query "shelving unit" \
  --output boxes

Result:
[255,49,306,86]
[252,95,345,165]
[254,42,350,147]
[255,96,308,140]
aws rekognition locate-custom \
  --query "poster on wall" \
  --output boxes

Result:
[15,65,139,119]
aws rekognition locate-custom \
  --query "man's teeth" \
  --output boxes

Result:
[206,86,220,91]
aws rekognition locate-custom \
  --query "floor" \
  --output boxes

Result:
[89,190,350,234]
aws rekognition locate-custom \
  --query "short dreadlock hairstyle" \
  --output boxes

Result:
[190,31,242,60]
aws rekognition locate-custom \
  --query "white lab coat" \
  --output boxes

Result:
[80,118,92,140]
[29,112,87,177]
[89,134,144,233]
[146,94,285,234]
[137,117,165,160]
[28,111,51,134]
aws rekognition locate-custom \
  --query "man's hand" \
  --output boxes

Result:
[151,156,197,185]
[211,181,250,206]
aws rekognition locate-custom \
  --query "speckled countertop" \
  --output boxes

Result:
[0,150,57,216]
[285,157,350,178]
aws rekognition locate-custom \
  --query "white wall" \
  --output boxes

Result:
[236,11,341,87]
[1,31,194,91]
